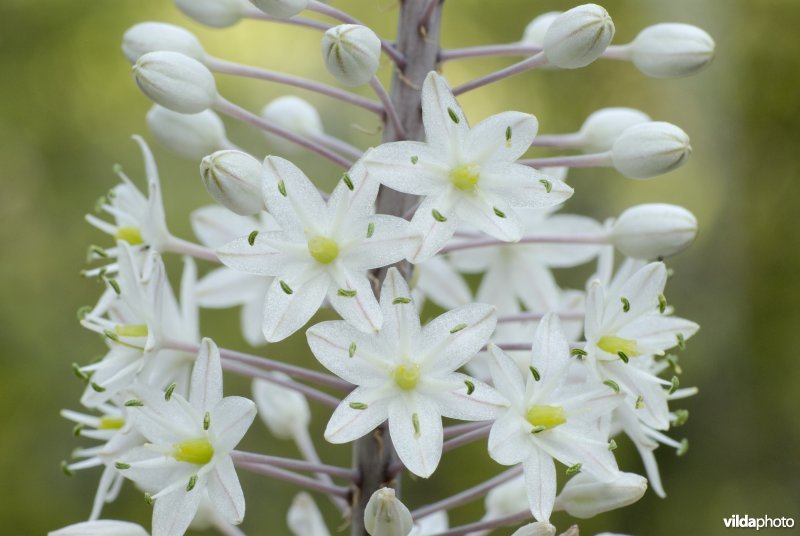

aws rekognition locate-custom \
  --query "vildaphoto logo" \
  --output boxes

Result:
[723,514,795,530]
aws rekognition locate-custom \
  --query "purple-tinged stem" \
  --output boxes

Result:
[231,450,356,480]
[520,152,613,169]
[234,460,350,497]
[370,77,407,140]
[439,233,610,255]
[222,360,341,408]
[453,52,548,96]
[441,424,491,453]
[436,509,531,536]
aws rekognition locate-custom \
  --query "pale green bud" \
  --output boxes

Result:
[555,471,647,518]
[579,107,651,153]
[364,488,413,536]
[133,51,217,114]
[610,203,697,259]
[122,22,205,64]
[543,4,615,69]
[249,0,309,19]
[611,121,691,179]
[287,493,330,536]
[200,150,263,215]
[260,96,323,154]
[147,105,227,160]
[175,0,249,28]
[252,373,311,440]
[511,522,557,536]
[521,12,561,46]
[321,24,381,87]
[631,23,715,79]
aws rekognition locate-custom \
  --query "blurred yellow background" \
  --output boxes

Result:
[1,0,798,534]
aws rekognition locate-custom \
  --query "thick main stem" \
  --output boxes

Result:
[351,1,444,535]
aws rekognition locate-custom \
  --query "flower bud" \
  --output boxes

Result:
[49,520,149,536]
[630,23,715,79]
[610,203,697,259]
[543,4,614,69]
[122,22,205,64]
[610,122,691,179]
[147,105,228,159]
[554,471,647,519]
[252,373,311,440]
[521,12,561,46]
[364,488,413,536]
[321,24,381,86]
[133,51,217,114]
[260,96,324,154]
[511,522,557,536]
[578,107,651,153]
[288,493,330,536]
[201,150,263,216]
[249,0,309,19]
[175,0,249,28]
[484,475,527,519]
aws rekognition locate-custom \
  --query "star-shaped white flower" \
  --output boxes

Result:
[583,261,699,429]
[362,71,573,261]
[487,314,621,522]
[307,268,507,478]
[116,338,256,536]
[217,158,419,342]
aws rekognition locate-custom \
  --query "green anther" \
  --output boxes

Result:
[61,461,74,477]
[570,348,588,358]
[493,207,506,218]
[348,342,356,358]
[115,462,131,470]
[539,179,552,193]
[342,173,354,190]
[72,424,84,437]
[677,438,689,456]
[618,351,629,363]
[173,438,214,465]
[279,280,293,295]
[337,288,357,298]
[186,475,198,491]
[529,366,541,381]
[431,209,448,222]
[658,293,667,314]
[104,329,119,341]
[608,439,618,451]
[412,413,421,437]
[669,375,680,394]
[450,323,467,334]
[392,297,411,305]
[349,402,368,410]
[393,364,421,391]
[107,279,121,295]
[115,226,144,245]
[635,395,645,409]
[410,156,419,165]
[125,399,144,407]
[449,163,480,191]
[248,230,259,246]
[526,405,566,431]
[597,335,640,359]
[88,245,108,259]
[144,493,153,505]
[308,236,339,264]
[621,297,630,312]
[99,416,125,430]
[464,380,475,395]
[72,363,89,381]
[566,463,582,476]
[165,383,176,401]
[91,382,106,393]
[672,409,689,427]
[76,306,92,321]
[366,222,375,238]
[676,333,686,350]
[505,126,512,142]
[277,180,287,197]
[203,412,211,431]
[114,324,148,338]
[603,379,620,393]
[447,107,460,124]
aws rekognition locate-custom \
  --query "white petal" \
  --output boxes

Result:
[511,522,557,536]
[537,427,618,481]
[388,395,443,478]
[262,156,328,239]
[216,232,307,277]
[620,315,699,355]
[488,345,526,403]
[413,256,471,309]
[262,271,329,342]
[191,205,258,248]
[208,456,246,525]
[477,256,522,313]
[513,260,561,312]
[465,111,539,164]
[152,486,204,536]
[190,338,223,413]
[361,142,447,196]
[523,449,557,522]
[195,268,266,308]
[421,303,496,375]
[307,320,391,386]
[482,163,573,209]
[344,215,420,270]
[211,396,256,452]
[327,267,382,333]
[428,372,508,421]
[488,411,532,466]
[241,295,267,346]
[530,314,571,387]
[119,448,195,496]
[409,193,460,262]
[421,71,469,155]
[454,191,523,242]
[325,161,380,231]
[531,214,605,268]
[379,268,422,358]
[324,386,391,443]
[584,280,605,342]
[604,262,667,332]
[128,386,199,444]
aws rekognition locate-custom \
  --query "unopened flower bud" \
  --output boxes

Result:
[122,22,205,64]
[288,493,330,536]
[521,12,561,46]
[201,150,263,215]
[133,51,217,114]
[147,105,228,159]
[252,373,311,440]
[49,520,149,536]
[611,122,691,179]
[554,471,647,519]
[610,203,697,259]
[511,522,557,536]
[249,0,308,19]
[321,24,381,87]
[484,475,527,519]
[543,4,614,69]
[175,0,249,28]
[261,96,323,153]
[579,107,651,153]
[630,23,715,79]
[364,488,413,536]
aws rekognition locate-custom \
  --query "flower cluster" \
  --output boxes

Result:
[56,1,712,535]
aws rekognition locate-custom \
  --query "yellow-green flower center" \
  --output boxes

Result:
[450,163,481,191]
[98,416,125,430]
[526,405,566,431]
[114,324,148,337]
[173,438,214,465]
[393,363,421,391]
[597,335,640,358]
[308,235,339,264]
[115,226,143,245]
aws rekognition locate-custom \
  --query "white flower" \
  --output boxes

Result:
[252,373,311,440]
[610,122,691,179]
[609,203,697,260]
[308,268,507,478]
[117,338,256,536]
[542,4,614,69]
[583,262,698,429]
[146,106,229,160]
[630,23,715,79]
[287,492,330,536]
[200,150,264,216]
[487,314,621,521]
[217,158,419,342]
[363,487,414,536]
[512,522,557,536]
[261,96,324,154]
[321,24,382,86]
[362,72,573,261]
[49,520,149,536]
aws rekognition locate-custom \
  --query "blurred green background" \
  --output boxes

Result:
[2,0,798,534]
